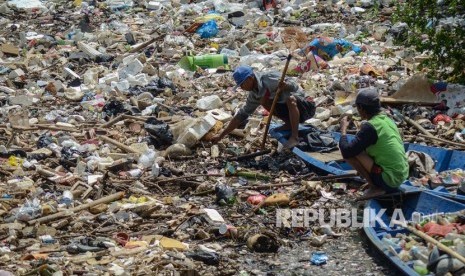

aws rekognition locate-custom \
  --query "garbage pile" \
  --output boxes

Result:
[382,212,465,276]
[0,0,464,275]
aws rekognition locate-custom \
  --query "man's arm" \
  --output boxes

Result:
[211,115,243,143]
[211,93,261,143]
[339,122,378,159]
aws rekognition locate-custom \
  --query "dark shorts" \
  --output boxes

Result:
[274,96,316,123]
[369,164,399,193]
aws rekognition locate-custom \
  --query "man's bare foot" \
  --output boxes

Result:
[284,136,299,149]
[356,187,386,201]
[274,123,291,132]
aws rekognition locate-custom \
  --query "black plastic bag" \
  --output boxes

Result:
[186,250,220,265]
[102,100,126,119]
[215,184,237,204]
[37,134,54,148]
[144,117,173,148]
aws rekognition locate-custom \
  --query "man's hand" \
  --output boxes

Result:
[210,134,223,144]
[339,115,350,134]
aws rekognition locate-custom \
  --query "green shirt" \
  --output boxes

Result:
[366,114,409,187]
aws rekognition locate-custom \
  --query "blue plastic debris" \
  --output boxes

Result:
[310,251,328,265]
[196,20,218,39]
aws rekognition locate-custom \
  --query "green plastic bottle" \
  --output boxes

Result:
[192,54,228,69]
[413,265,429,275]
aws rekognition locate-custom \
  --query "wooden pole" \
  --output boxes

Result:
[403,116,435,138]
[418,134,465,149]
[98,135,138,154]
[28,192,125,225]
[151,173,223,185]
[36,125,81,133]
[261,54,293,150]
[128,37,157,53]
[100,114,125,128]
[227,149,272,161]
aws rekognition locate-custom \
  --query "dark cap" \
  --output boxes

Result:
[355,89,380,107]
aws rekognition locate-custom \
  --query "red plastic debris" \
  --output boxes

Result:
[247,194,267,205]
[422,222,459,237]
[432,114,452,125]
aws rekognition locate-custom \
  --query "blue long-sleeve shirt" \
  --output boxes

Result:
[339,122,378,159]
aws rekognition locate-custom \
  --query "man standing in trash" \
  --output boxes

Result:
[211,66,316,148]
[339,89,409,199]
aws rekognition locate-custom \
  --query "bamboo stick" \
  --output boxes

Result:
[418,134,465,149]
[227,149,272,161]
[98,135,138,154]
[100,114,125,128]
[404,116,435,138]
[261,54,293,149]
[28,192,125,225]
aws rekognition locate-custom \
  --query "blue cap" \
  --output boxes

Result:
[233,66,253,88]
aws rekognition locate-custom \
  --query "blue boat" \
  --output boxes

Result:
[364,190,465,276]
[269,126,465,199]
[270,126,465,275]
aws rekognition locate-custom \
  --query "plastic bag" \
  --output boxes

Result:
[102,100,126,119]
[144,118,173,148]
[196,20,218,39]
[37,134,54,149]
[305,132,337,152]
[215,184,237,204]
[130,77,177,96]
[186,250,220,265]
[310,251,328,265]
[16,198,41,222]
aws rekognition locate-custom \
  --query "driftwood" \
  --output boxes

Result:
[227,149,272,161]
[28,192,125,225]
[418,134,465,149]
[403,116,435,138]
[100,114,125,128]
[98,135,139,154]
[150,173,223,185]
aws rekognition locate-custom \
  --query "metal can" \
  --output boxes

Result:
[218,224,237,238]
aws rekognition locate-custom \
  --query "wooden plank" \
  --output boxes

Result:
[305,150,343,163]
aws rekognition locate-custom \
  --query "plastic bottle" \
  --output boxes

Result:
[411,246,429,263]
[138,149,157,169]
[60,190,74,206]
[413,260,429,275]
[454,132,464,142]
[128,169,143,177]
[192,54,228,69]
[151,163,160,178]
[220,48,239,57]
